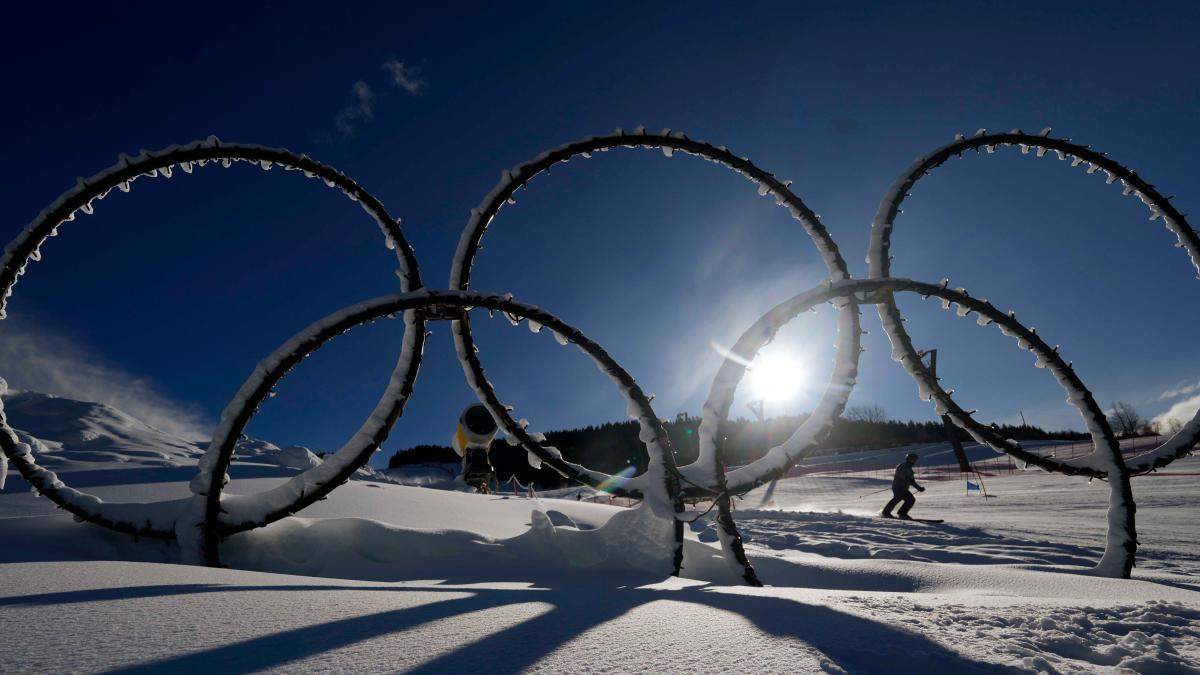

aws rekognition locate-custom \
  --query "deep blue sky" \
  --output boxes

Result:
[3,2,1199,465]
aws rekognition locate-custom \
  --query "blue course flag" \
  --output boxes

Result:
[966,481,981,492]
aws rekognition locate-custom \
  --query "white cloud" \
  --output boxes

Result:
[381,58,427,95]
[0,318,210,440]
[333,80,376,137]
[1152,393,1200,433]
[326,59,425,140]
[1157,379,1200,401]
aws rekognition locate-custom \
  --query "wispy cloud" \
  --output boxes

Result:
[333,80,377,138]
[327,58,427,140]
[0,318,210,440]
[1157,379,1200,401]
[382,58,427,95]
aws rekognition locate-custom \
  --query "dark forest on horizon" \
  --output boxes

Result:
[386,412,1089,489]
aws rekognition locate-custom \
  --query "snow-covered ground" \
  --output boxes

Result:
[1,392,1198,673]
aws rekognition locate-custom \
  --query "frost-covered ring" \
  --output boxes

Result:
[867,130,1200,477]
[187,290,682,566]
[693,277,1137,577]
[0,139,420,540]
[448,129,859,497]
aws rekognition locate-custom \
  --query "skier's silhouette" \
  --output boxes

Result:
[882,452,925,520]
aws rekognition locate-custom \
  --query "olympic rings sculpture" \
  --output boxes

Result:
[2,127,1197,582]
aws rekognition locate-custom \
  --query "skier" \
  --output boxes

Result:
[881,452,925,520]
[452,404,499,493]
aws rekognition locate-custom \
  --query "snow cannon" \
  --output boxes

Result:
[453,404,499,454]
[453,404,499,493]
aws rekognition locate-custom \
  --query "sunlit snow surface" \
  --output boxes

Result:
[1,395,1198,673]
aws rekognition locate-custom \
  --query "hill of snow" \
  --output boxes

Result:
[0,388,394,486]
[2,389,205,469]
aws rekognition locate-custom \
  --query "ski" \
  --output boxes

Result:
[881,517,944,523]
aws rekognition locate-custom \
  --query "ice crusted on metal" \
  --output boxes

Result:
[183,292,428,563]
[0,138,419,321]
[685,275,1141,577]
[6,126,1189,582]
[526,449,542,470]
[892,283,1118,472]
[440,286,682,572]
[1,137,423,560]
[1091,474,1138,578]
[867,130,1200,481]
[447,128,861,561]
[449,127,853,294]
[1126,410,1200,474]
[868,130,1200,282]
[447,291,642,491]
[862,129,1184,578]
[0,378,6,491]
[686,280,861,493]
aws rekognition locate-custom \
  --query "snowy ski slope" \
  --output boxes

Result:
[0,392,1197,673]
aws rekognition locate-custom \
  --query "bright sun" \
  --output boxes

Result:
[747,352,807,403]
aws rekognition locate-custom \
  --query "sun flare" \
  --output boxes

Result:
[747,352,807,403]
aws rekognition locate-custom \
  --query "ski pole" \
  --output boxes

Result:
[856,486,891,499]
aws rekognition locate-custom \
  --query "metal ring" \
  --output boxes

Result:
[868,129,1200,477]
[6,128,1194,582]
[448,129,860,502]
[189,290,683,569]
[0,138,420,540]
[695,277,1140,575]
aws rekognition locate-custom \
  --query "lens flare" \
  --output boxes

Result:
[596,464,639,494]
[747,352,807,403]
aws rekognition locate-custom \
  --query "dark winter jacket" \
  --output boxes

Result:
[891,462,921,492]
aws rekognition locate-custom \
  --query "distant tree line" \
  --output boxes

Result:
[1106,400,1180,438]
[387,406,1092,489]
